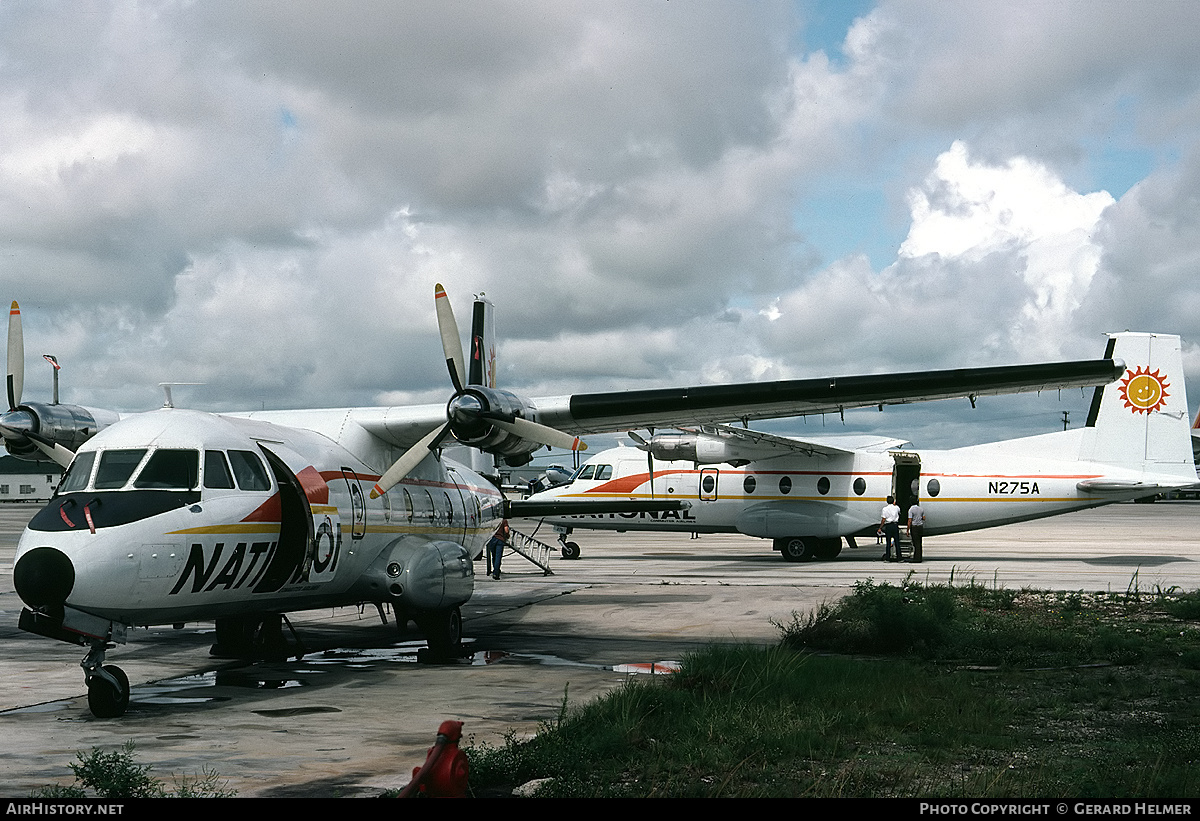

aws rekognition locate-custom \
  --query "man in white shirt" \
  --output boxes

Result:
[907,498,925,563]
[880,496,901,562]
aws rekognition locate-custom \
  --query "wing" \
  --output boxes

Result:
[252,357,1123,452]
[529,357,1126,436]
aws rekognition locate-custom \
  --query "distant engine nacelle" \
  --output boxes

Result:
[640,433,748,466]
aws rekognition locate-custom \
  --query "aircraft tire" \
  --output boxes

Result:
[777,537,814,562]
[813,538,843,560]
[417,606,463,658]
[561,541,581,560]
[87,665,129,718]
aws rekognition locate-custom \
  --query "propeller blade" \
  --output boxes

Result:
[369,423,451,499]
[29,437,74,469]
[434,283,466,393]
[628,431,648,449]
[7,301,22,411]
[490,416,588,453]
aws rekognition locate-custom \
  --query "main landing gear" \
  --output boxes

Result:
[82,642,129,718]
[775,537,843,563]
[413,606,464,661]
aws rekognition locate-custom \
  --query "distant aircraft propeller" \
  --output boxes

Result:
[370,284,587,499]
[629,430,657,498]
[0,302,73,468]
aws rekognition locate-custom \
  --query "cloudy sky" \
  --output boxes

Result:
[3,0,1199,452]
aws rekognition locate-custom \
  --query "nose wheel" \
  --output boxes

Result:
[82,644,129,718]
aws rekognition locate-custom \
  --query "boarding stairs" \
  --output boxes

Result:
[505,529,557,576]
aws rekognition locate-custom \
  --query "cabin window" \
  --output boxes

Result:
[743,475,756,494]
[817,476,830,495]
[94,449,147,489]
[203,451,235,489]
[778,476,792,495]
[228,450,271,491]
[926,478,941,498]
[403,488,414,523]
[60,451,96,493]
[134,449,199,490]
[853,478,866,496]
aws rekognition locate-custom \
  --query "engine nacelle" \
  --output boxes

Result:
[1,402,120,461]
[445,386,542,463]
[643,433,743,465]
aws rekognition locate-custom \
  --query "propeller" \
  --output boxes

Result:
[0,302,74,468]
[369,284,587,499]
[629,430,657,498]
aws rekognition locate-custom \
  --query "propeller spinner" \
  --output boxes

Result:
[369,284,586,499]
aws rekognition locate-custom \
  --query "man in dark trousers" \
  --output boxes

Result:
[907,498,925,563]
[487,518,511,579]
[880,496,901,561]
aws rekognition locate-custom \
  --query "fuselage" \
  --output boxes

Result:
[531,431,1185,543]
[12,409,502,631]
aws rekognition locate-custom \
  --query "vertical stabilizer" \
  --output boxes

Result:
[1080,332,1196,480]
[468,294,496,388]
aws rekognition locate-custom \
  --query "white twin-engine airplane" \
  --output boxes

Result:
[529,333,1199,562]
[4,285,1139,717]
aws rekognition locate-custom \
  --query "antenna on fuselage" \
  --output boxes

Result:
[159,382,203,409]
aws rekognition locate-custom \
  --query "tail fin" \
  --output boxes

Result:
[1080,332,1196,480]
[468,293,496,388]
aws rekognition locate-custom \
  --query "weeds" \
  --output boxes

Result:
[33,741,236,799]
[468,576,1200,797]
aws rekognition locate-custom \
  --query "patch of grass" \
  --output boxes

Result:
[467,578,1200,797]
[34,741,236,799]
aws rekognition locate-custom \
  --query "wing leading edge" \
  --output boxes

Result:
[530,357,1126,436]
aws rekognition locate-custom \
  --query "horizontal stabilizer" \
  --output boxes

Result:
[505,498,691,519]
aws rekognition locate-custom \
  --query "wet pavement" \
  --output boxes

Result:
[2,501,1199,796]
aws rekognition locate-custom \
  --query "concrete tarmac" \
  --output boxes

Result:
[1,501,1198,797]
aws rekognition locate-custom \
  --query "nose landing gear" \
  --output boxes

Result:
[82,643,129,718]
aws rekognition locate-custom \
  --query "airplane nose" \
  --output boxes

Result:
[14,546,75,610]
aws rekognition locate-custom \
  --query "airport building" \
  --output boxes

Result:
[0,455,60,502]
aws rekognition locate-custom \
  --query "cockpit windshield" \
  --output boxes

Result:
[94,449,147,489]
[568,463,612,484]
[58,451,95,493]
[133,449,199,490]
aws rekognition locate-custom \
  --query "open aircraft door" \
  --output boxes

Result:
[890,450,922,521]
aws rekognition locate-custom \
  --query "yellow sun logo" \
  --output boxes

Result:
[1119,366,1170,414]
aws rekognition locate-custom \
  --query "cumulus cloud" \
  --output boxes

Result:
[2,1,1200,451]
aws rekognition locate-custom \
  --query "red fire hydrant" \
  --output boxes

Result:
[399,720,470,797]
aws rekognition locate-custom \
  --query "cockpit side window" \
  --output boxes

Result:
[228,450,271,491]
[59,451,96,493]
[577,465,596,481]
[94,449,148,489]
[134,449,199,490]
[203,450,235,489]
[595,465,613,480]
